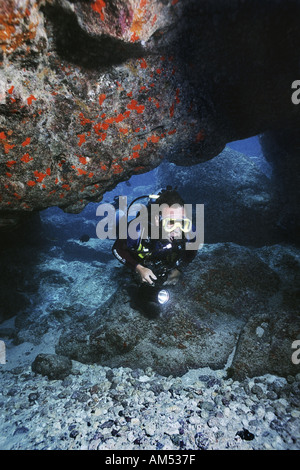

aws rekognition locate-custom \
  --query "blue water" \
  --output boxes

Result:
[227,136,262,156]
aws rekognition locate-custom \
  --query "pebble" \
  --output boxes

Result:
[0,364,299,450]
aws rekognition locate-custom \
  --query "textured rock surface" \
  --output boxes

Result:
[1,362,300,450]
[1,0,300,218]
[56,243,300,379]
[31,352,72,379]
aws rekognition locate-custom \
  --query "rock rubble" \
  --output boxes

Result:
[0,363,299,450]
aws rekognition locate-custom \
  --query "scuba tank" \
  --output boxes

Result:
[115,185,175,238]
[127,185,174,212]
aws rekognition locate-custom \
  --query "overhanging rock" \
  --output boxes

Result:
[1,0,300,215]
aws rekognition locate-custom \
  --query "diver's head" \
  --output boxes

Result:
[154,190,191,242]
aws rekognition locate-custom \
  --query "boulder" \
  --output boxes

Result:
[31,353,72,380]
[56,243,300,378]
[229,311,300,381]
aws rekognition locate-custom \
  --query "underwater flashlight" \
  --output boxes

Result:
[157,289,170,305]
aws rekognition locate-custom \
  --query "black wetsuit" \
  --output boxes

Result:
[112,228,197,284]
[112,223,198,315]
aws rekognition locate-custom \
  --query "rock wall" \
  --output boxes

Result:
[156,148,285,246]
[1,0,300,218]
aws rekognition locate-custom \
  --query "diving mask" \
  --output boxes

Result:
[161,216,192,233]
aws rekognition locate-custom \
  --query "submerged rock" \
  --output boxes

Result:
[230,311,300,380]
[56,243,300,379]
[31,353,72,380]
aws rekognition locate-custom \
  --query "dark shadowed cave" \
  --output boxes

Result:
[0,0,299,451]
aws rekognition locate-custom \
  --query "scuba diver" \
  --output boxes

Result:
[112,187,199,317]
